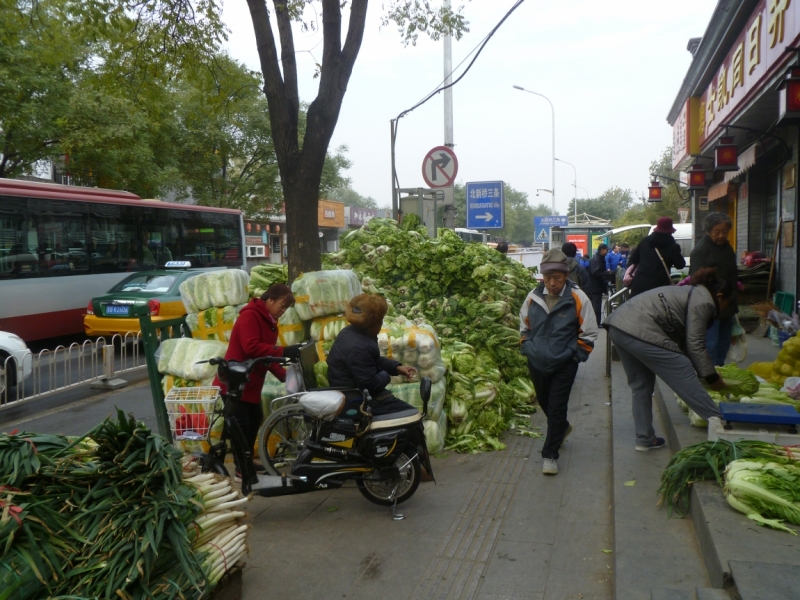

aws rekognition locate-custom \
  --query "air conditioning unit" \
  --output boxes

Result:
[247,245,266,257]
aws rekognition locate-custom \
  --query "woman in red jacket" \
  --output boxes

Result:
[213,283,300,477]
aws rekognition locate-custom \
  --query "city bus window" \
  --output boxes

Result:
[89,218,138,273]
[0,203,39,279]
[142,226,177,267]
[216,223,241,266]
[37,214,88,276]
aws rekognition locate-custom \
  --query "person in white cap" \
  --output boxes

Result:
[519,249,598,475]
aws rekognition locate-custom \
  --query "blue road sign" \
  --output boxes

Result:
[537,215,569,227]
[466,181,504,229]
[533,217,551,243]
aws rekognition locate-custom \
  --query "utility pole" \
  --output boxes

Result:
[442,0,456,228]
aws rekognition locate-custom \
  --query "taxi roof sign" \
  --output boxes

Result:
[165,261,192,268]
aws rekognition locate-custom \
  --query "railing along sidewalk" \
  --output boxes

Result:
[0,332,144,410]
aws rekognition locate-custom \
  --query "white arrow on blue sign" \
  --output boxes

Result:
[466,181,504,229]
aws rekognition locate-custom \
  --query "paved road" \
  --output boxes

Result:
[1,341,613,600]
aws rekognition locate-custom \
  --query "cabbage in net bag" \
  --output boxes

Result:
[291,270,362,320]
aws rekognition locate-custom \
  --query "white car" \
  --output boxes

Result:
[0,331,32,394]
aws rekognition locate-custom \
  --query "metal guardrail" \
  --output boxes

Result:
[605,287,630,377]
[0,332,144,409]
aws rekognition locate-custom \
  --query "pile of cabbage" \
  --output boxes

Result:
[248,263,288,298]
[324,218,539,452]
[180,270,249,342]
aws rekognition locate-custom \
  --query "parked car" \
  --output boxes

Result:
[0,331,32,393]
[84,269,202,337]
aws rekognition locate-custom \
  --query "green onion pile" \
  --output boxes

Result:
[1,409,250,599]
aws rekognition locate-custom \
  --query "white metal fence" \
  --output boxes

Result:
[0,332,145,409]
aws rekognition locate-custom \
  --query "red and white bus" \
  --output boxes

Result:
[0,179,245,341]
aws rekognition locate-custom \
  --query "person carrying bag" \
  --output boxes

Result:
[626,217,685,296]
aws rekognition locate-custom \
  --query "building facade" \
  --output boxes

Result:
[669,0,800,301]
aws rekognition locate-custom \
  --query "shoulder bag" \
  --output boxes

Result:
[654,248,674,285]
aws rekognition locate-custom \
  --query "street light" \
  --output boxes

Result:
[513,85,555,214]
[555,157,577,223]
[572,184,589,199]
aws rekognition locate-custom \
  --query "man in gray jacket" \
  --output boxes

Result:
[520,249,598,475]
[605,268,730,451]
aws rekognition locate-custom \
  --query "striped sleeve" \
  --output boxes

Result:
[572,289,598,353]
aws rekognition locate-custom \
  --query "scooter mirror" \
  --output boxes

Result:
[420,377,432,402]
[419,377,432,417]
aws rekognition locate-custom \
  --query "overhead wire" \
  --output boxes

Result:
[392,0,528,190]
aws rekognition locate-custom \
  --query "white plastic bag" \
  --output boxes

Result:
[285,363,304,395]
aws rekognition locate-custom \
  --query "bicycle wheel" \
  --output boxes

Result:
[356,453,421,506]
[257,404,312,476]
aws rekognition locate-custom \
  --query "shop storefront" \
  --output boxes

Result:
[668,0,800,302]
[318,200,345,253]
[244,218,286,270]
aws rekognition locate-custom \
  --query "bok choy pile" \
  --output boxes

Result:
[325,219,538,452]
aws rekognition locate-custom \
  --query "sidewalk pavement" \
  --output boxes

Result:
[243,336,613,600]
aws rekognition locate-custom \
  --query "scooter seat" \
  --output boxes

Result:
[367,408,422,430]
[299,391,345,421]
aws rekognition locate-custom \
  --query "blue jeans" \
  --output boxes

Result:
[706,316,734,366]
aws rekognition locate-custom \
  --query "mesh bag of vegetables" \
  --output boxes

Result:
[311,314,349,342]
[291,270,362,320]
[248,263,288,298]
[387,379,447,420]
[157,338,228,381]
[424,409,448,454]
[186,304,244,342]
[179,269,249,313]
[278,306,308,346]
[261,372,288,416]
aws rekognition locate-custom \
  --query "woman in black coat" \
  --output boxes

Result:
[628,217,686,297]
[689,212,738,365]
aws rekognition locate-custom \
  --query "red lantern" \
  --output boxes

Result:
[246,222,252,232]
[779,67,800,121]
[715,136,738,171]
[688,163,706,190]
[648,179,663,202]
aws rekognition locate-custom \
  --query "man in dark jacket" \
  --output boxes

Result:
[327,294,417,415]
[561,242,589,289]
[587,244,609,324]
[628,217,686,297]
[520,248,598,475]
[690,212,738,365]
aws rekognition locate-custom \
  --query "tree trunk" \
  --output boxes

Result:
[247,0,367,281]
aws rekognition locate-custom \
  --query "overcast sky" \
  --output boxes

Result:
[221,0,717,215]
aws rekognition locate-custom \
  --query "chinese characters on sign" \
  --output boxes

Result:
[349,207,377,226]
[466,181,505,229]
[694,0,796,148]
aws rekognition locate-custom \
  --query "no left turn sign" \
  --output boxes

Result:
[422,146,458,188]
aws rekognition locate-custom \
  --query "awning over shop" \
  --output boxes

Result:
[723,143,759,182]
[708,181,730,202]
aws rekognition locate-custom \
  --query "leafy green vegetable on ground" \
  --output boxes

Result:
[658,440,799,516]
[724,457,800,534]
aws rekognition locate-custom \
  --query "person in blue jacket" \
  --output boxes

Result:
[577,252,590,269]
[619,243,630,269]
[606,244,624,271]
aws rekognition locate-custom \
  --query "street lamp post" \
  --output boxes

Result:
[555,157,577,223]
[573,184,589,199]
[513,85,555,214]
